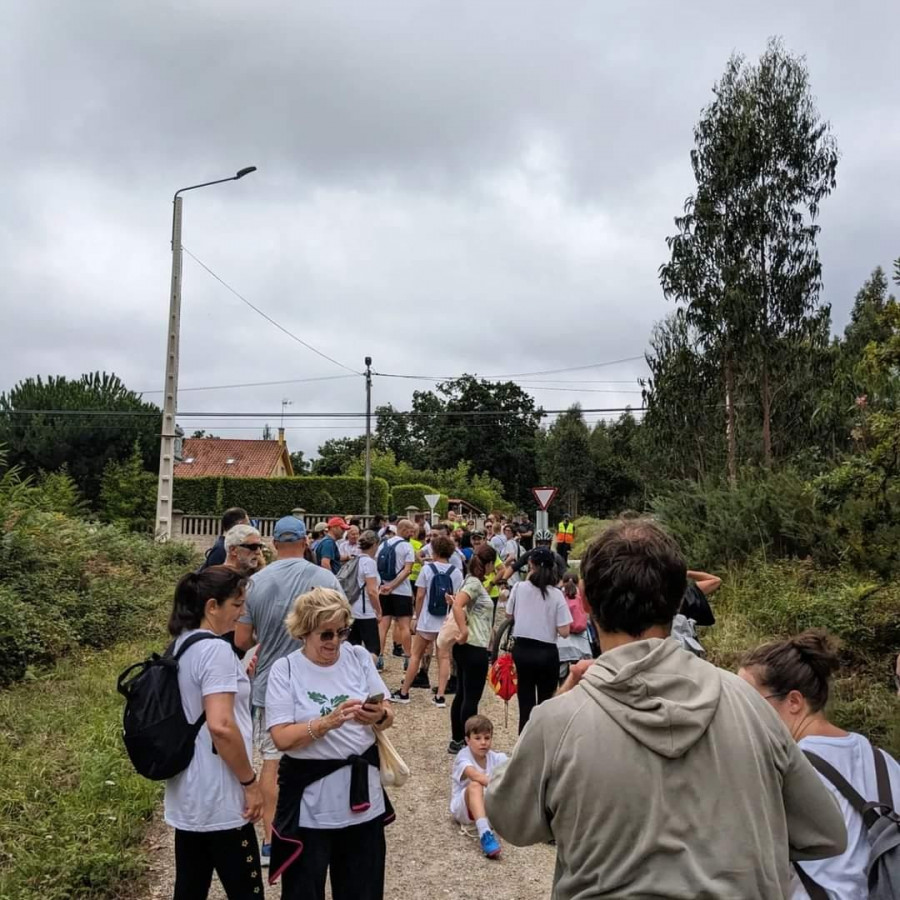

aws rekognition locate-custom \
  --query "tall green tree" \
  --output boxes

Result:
[539,406,594,514]
[0,372,159,502]
[660,38,838,476]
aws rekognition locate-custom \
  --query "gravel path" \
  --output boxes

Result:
[140,653,556,899]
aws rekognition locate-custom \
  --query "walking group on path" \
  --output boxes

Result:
[133,504,900,899]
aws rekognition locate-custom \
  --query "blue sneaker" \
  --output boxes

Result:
[260,842,271,867]
[480,830,501,859]
[376,655,384,671]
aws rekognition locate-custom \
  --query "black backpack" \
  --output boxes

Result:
[116,633,221,781]
[427,563,456,618]
[796,744,900,900]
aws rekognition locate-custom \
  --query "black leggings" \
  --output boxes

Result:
[512,637,559,734]
[280,816,386,900]
[451,642,490,741]
[173,822,261,900]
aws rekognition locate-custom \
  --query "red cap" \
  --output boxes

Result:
[327,516,349,529]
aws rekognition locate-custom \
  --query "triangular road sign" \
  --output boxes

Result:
[531,486,558,511]
[423,493,441,510]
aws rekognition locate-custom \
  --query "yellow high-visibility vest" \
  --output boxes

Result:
[556,522,575,544]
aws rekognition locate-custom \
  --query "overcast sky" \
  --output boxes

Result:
[3,1,898,458]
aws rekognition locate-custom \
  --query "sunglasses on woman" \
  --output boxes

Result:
[315,627,352,642]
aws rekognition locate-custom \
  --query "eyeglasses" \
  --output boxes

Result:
[315,627,352,642]
[763,692,787,701]
[239,543,264,552]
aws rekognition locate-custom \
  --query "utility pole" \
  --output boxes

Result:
[364,356,373,516]
[154,166,257,541]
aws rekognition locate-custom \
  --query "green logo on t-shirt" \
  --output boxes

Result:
[307,692,349,716]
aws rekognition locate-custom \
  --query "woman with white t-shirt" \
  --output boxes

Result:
[266,587,395,900]
[163,566,263,900]
[506,547,572,733]
[740,630,900,900]
[348,530,383,659]
[392,534,464,706]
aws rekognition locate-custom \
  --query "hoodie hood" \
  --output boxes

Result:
[578,637,721,759]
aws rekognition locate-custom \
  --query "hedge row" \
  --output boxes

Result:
[390,484,449,517]
[173,476,390,517]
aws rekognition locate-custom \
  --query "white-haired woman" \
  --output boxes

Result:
[265,588,395,900]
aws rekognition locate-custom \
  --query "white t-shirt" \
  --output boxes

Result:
[353,554,381,620]
[414,561,464,634]
[792,733,900,899]
[490,534,507,555]
[506,581,572,644]
[339,539,362,560]
[503,539,525,582]
[381,537,415,597]
[265,644,390,828]
[450,745,509,823]
[420,543,466,573]
[163,630,253,832]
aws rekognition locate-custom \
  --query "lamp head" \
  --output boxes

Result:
[235,166,257,179]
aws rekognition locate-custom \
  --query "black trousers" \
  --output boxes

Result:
[451,643,490,741]
[512,637,559,734]
[173,822,261,900]
[280,817,385,900]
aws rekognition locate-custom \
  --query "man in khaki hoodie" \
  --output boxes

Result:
[485,520,846,899]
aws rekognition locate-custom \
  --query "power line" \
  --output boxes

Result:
[374,356,646,382]
[139,374,358,395]
[181,246,362,375]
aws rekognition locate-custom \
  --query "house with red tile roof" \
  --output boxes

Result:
[174,436,294,479]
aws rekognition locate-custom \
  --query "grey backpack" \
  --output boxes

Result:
[795,742,900,900]
[337,556,364,611]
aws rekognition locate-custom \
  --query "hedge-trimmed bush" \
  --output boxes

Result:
[390,484,449,517]
[173,475,390,516]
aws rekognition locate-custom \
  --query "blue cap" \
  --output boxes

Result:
[273,515,307,542]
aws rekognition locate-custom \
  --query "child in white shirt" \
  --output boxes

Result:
[449,715,508,859]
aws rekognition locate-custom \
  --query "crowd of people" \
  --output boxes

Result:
[158,504,900,900]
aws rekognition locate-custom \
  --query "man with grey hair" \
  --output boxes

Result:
[223,523,264,576]
[234,515,344,868]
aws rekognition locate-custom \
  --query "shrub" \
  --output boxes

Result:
[99,446,157,532]
[390,484,448,517]
[651,468,823,569]
[173,475,390,516]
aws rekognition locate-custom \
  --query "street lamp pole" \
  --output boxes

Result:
[154,167,257,541]
[364,356,373,517]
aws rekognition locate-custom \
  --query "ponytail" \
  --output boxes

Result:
[168,566,249,636]
[468,543,498,582]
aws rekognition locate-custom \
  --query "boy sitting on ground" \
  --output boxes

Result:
[450,715,508,859]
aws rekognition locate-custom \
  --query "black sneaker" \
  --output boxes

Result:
[432,695,447,709]
[411,670,430,689]
[392,643,404,658]
[390,690,411,704]
[447,739,465,754]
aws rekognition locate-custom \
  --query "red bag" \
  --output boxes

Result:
[566,587,588,634]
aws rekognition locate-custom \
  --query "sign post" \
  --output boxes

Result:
[531,486,558,536]
[423,493,441,526]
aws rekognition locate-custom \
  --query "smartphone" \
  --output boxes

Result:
[363,692,384,707]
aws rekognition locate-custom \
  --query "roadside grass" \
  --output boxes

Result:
[0,634,173,900]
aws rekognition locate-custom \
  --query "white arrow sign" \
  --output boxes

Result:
[531,487,558,511]
[423,493,441,510]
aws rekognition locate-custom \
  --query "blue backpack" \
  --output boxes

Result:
[377,537,407,583]
[427,563,456,618]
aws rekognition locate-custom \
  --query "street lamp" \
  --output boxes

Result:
[154,167,257,541]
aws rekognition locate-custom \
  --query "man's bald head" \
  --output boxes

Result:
[397,518,415,539]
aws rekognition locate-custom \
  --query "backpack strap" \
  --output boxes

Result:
[169,632,223,661]
[803,750,883,829]
[792,863,829,900]
[873,743,895,809]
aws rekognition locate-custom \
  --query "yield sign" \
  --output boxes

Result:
[423,493,441,510]
[531,486,558,511]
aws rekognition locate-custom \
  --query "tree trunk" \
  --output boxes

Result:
[761,357,772,466]
[725,353,737,484]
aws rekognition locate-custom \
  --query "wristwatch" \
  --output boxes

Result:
[376,710,389,726]
[239,773,257,787]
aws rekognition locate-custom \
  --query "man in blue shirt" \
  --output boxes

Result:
[315,516,348,575]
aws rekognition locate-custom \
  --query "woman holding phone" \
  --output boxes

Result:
[265,587,395,900]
